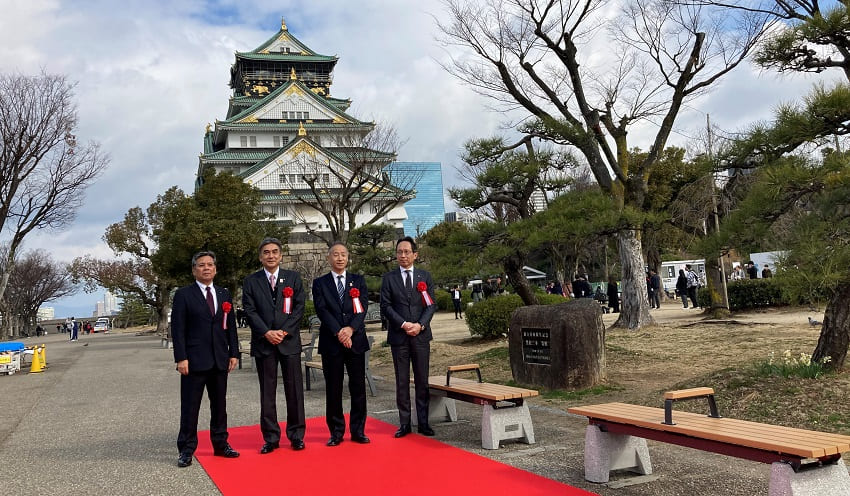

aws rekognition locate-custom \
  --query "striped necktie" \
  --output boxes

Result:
[337,275,345,303]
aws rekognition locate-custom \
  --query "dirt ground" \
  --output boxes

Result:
[365,302,829,413]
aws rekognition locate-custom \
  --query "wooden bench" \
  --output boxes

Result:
[304,335,377,396]
[568,387,850,495]
[419,364,539,449]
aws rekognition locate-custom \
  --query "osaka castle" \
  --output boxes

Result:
[198,19,414,246]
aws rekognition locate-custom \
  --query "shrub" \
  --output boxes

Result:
[465,293,567,338]
[696,278,790,310]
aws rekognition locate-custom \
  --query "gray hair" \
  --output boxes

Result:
[327,241,348,255]
[191,250,217,267]
[257,237,283,256]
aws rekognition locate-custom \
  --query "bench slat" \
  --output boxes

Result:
[427,376,538,401]
[568,403,850,458]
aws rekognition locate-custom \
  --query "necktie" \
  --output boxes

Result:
[404,270,412,294]
[205,287,215,316]
[337,275,345,303]
[269,273,275,290]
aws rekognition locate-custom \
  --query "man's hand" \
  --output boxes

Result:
[227,357,238,372]
[405,323,423,336]
[176,360,189,375]
[264,330,286,345]
[337,326,354,348]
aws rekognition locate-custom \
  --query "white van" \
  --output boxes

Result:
[93,317,110,333]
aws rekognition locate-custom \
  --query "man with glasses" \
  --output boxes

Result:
[380,236,437,438]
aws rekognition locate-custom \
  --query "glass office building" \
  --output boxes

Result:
[386,161,445,236]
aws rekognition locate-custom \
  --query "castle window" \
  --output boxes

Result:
[240,136,247,147]
[249,136,257,147]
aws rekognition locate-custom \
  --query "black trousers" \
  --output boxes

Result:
[255,351,305,444]
[391,338,430,426]
[322,349,367,438]
[177,367,229,454]
[452,299,462,317]
[688,287,699,308]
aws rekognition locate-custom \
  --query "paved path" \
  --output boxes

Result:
[0,308,799,495]
[0,328,572,495]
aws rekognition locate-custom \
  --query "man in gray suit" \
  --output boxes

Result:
[242,237,306,453]
[380,236,437,437]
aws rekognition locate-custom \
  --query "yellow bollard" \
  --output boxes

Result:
[29,346,44,373]
[38,345,47,369]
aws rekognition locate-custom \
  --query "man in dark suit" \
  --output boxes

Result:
[172,251,240,468]
[242,237,306,453]
[312,242,371,447]
[380,236,437,438]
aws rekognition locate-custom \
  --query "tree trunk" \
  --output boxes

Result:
[156,286,172,336]
[504,253,538,306]
[813,282,850,370]
[705,256,731,318]
[612,230,654,330]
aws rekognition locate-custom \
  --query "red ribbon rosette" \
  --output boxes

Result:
[222,302,232,329]
[282,286,294,314]
[417,281,434,306]
[349,287,364,314]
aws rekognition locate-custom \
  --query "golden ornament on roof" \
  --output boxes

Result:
[290,68,297,80]
[281,17,287,31]
[298,122,307,136]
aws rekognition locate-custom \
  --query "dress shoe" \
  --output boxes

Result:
[213,444,240,458]
[418,425,435,436]
[326,436,343,447]
[260,442,279,454]
[351,434,371,444]
[291,439,305,450]
[177,452,193,468]
[394,424,412,438]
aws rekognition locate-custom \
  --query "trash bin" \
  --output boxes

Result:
[0,342,25,375]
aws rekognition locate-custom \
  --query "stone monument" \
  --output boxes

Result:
[509,298,605,389]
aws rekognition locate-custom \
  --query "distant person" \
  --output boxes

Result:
[607,277,620,313]
[762,264,773,278]
[572,275,592,298]
[70,317,79,342]
[676,269,689,308]
[171,250,240,468]
[471,282,483,302]
[649,269,661,309]
[451,285,463,319]
[685,264,700,309]
[746,261,758,279]
[730,265,744,281]
[552,280,564,297]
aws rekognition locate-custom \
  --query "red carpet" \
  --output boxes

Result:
[197,416,594,495]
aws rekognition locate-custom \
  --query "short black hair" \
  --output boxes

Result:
[396,236,417,252]
[258,237,283,256]
[192,250,217,267]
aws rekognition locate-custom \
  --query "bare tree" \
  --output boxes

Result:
[437,0,770,329]
[289,124,420,246]
[0,248,76,338]
[0,71,108,303]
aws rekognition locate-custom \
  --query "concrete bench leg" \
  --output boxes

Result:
[769,459,850,496]
[583,425,652,483]
[481,404,535,450]
[413,396,457,426]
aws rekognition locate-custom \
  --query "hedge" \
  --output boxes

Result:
[697,278,790,310]
[465,293,568,338]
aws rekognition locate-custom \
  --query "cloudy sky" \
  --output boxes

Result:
[0,0,834,318]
